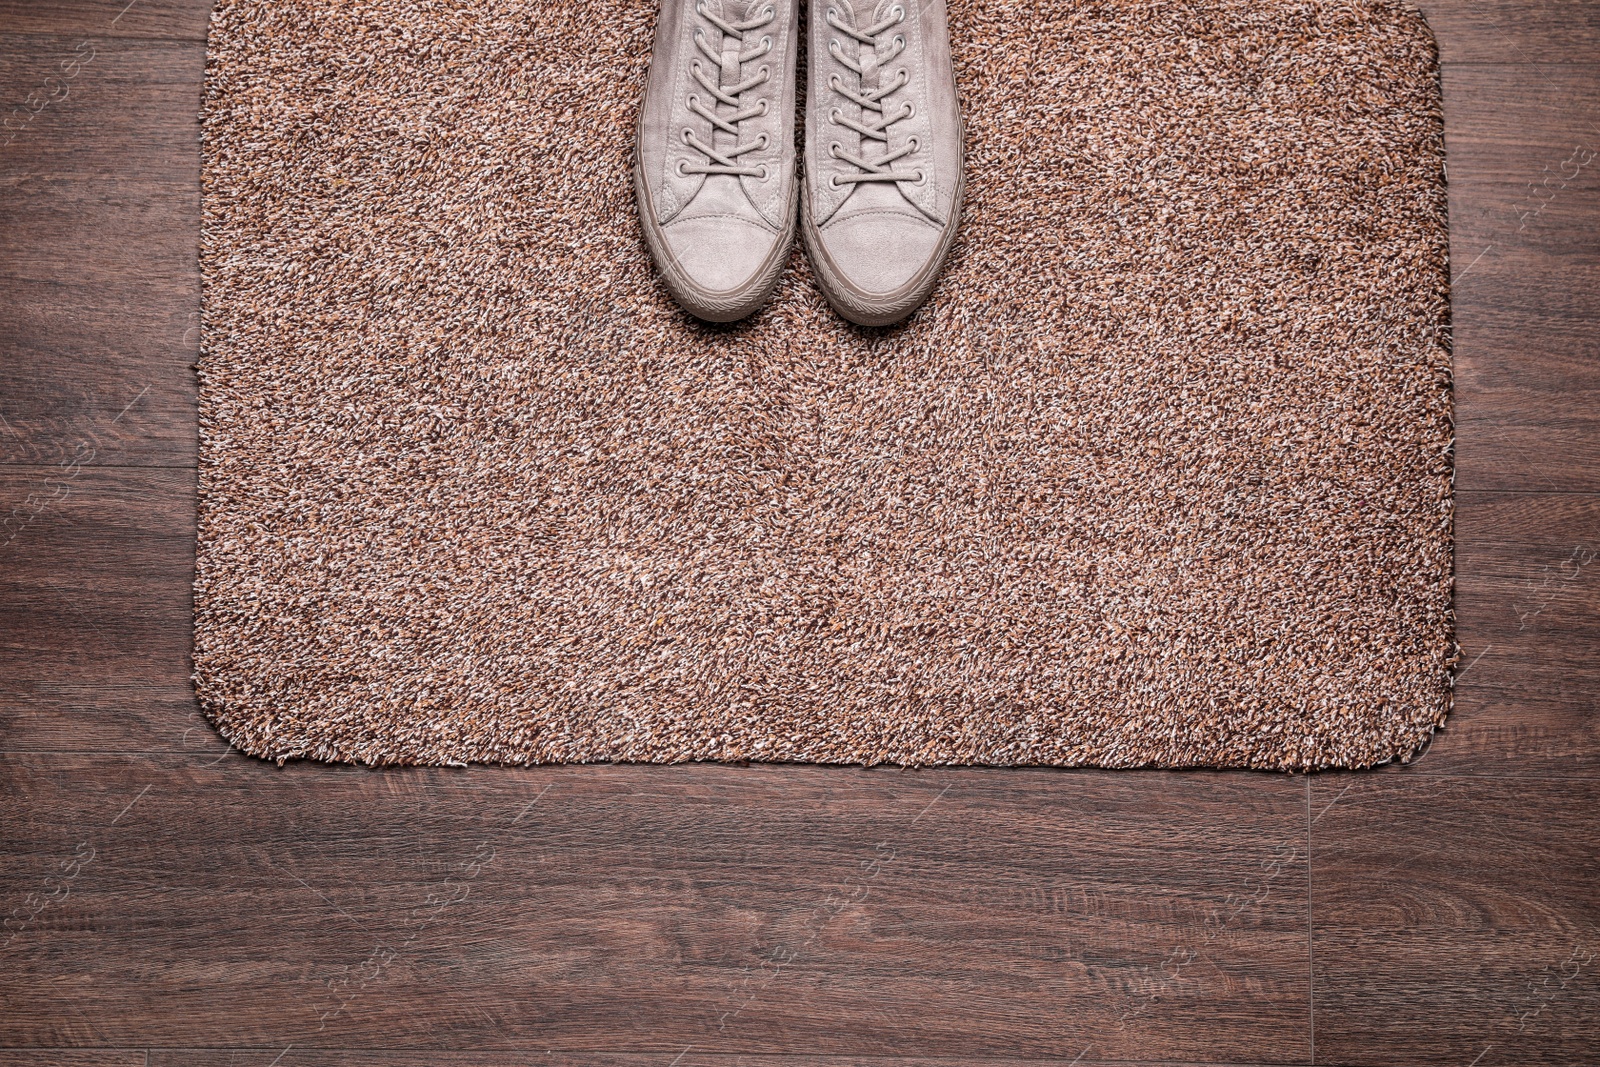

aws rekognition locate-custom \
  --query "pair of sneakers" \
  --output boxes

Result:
[634,0,964,326]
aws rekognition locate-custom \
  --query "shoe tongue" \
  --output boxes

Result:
[841,178,913,215]
[839,0,898,22]
[713,0,764,18]
[695,174,762,220]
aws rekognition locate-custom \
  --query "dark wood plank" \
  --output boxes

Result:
[1453,492,1600,689]
[0,0,209,40]
[1397,493,1600,774]
[0,34,199,467]
[1,684,210,757]
[0,466,194,753]
[1416,682,1600,779]
[0,35,199,184]
[1310,775,1600,1066]
[0,179,198,467]
[0,753,1312,1060]
[1443,64,1600,181]
[1450,248,1600,492]
[1443,63,1600,492]
[1417,0,1600,64]
[148,1055,1280,1067]
[0,1055,145,1067]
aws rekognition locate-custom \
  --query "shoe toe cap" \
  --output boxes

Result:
[816,211,943,296]
[662,216,779,296]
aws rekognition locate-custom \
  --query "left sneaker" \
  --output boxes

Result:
[801,0,964,326]
[635,0,802,322]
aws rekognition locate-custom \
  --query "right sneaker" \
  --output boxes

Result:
[801,0,964,326]
[635,0,800,322]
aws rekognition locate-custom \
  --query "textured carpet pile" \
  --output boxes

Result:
[196,0,1454,769]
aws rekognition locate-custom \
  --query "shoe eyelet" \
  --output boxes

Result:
[908,136,920,151]
[756,164,770,180]
[676,160,691,176]
[828,107,842,125]
[894,34,905,47]
[682,127,695,143]
[757,99,770,116]
[904,102,916,118]
[892,4,905,19]
[756,133,770,149]
[913,169,926,184]
[828,175,841,188]
[828,142,842,158]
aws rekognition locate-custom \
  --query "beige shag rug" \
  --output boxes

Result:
[195,0,1454,769]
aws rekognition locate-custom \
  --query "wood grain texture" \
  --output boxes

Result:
[0,1055,146,1067]
[0,36,199,184]
[146,1055,1285,1067]
[1415,0,1600,64]
[1442,64,1600,181]
[1442,64,1600,492]
[0,463,209,755]
[0,753,1312,1061]
[0,44,199,469]
[0,467,193,711]
[0,181,198,467]
[1403,492,1600,775]
[1309,775,1600,1066]
[1449,162,1600,491]
[0,0,210,40]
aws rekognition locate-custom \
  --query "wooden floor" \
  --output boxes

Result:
[2,1,1597,1064]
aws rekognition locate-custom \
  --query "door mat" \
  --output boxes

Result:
[195,0,1454,769]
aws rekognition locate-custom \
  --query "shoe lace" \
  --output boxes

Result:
[824,3,921,185]
[680,2,777,179]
